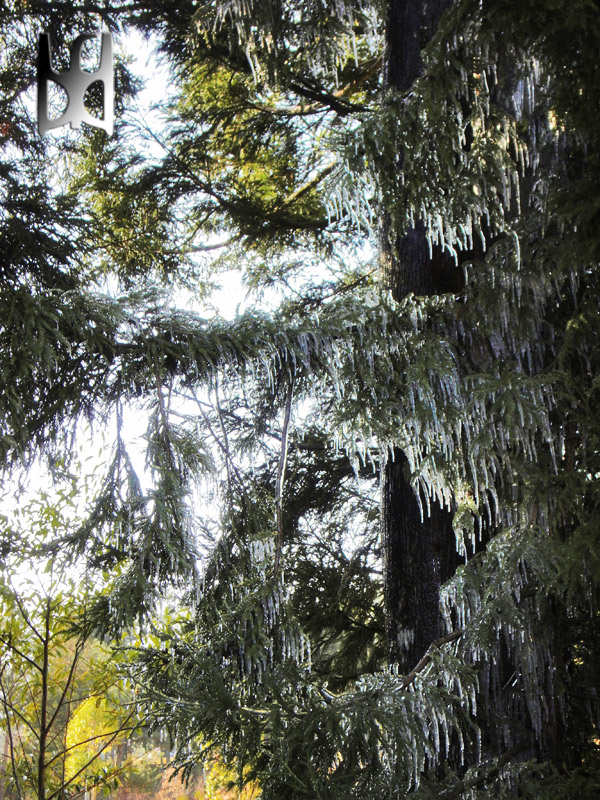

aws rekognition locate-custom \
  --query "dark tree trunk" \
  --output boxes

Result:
[382,0,460,671]
[383,451,460,667]
[386,0,452,93]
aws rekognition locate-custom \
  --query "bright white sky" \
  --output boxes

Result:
[2,26,257,583]
[7,22,371,575]
[123,29,253,320]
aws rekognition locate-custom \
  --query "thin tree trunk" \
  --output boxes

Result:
[0,731,7,800]
[381,0,459,671]
[38,597,51,800]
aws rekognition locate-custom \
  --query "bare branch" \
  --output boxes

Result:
[0,633,43,675]
[43,722,137,769]
[400,629,464,690]
[45,639,84,737]
[0,693,41,740]
[192,387,245,491]
[44,711,136,800]
[279,161,337,209]
[6,578,45,646]
[0,673,25,800]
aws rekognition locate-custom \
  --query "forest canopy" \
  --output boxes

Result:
[1,0,600,798]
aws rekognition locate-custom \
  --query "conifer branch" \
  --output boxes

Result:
[279,161,337,209]
[400,629,464,690]
[274,379,294,574]
[191,388,245,491]
[189,235,242,252]
[440,744,530,799]
[245,57,381,117]
[318,629,464,704]
[214,378,238,497]
[155,369,174,470]
[286,57,382,116]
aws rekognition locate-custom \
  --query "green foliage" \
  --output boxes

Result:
[0,488,140,800]
[92,0,384,261]
[2,0,600,797]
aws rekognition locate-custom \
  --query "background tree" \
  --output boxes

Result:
[0,491,140,800]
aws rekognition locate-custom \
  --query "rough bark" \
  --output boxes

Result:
[383,452,459,668]
[382,0,460,670]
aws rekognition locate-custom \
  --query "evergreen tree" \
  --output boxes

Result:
[2,0,600,797]
[380,0,460,676]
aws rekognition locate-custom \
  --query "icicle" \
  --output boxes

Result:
[511,230,521,270]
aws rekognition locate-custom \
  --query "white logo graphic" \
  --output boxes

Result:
[38,32,114,136]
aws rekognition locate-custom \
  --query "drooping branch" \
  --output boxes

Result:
[440,744,531,799]
[274,379,294,573]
